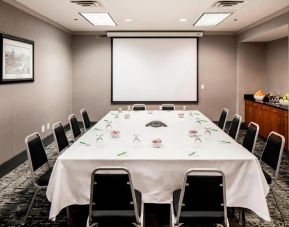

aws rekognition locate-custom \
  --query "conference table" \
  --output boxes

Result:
[46,110,270,221]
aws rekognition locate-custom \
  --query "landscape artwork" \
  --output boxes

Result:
[1,35,34,83]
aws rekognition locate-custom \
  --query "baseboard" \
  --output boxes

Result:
[0,150,27,179]
[0,123,70,179]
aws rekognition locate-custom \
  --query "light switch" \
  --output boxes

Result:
[201,84,205,90]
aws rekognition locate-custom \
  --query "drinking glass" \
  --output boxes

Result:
[105,120,112,128]
[204,127,212,136]
[132,134,141,143]
[95,134,104,147]
[194,134,202,144]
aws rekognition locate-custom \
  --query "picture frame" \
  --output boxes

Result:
[0,34,34,84]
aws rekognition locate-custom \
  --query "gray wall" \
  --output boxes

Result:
[266,37,288,94]
[0,1,72,164]
[72,35,237,121]
[236,38,289,119]
[237,43,267,119]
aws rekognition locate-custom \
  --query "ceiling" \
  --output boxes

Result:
[6,0,289,33]
[242,25,289,42]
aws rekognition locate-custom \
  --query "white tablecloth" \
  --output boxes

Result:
[47,110,270,221]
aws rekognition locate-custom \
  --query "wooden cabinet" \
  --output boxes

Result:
[245,100,288,150]
[245,101,253,128]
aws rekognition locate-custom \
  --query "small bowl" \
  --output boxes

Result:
[124,113,130,119]
[111,130,120,138]
[254,95,265,101]
[279,99,289,106]
[178,113,184,118]
[189,130,198,137]
[152,139,162,148]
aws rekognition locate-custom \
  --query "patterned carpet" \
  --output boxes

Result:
[0,128,288,227]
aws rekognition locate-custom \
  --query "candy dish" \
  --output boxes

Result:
[152,138,162,148]
[189,130,198,137]
[111,130,120,138]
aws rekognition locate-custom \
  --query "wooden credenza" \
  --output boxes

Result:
[245,100,288,150]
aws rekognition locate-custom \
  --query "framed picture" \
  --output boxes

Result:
[0,34,34,83]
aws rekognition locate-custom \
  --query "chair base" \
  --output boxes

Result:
[271,187,286,226]
[21,188,41,225]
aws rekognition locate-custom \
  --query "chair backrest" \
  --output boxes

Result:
[218,108,228,130]
[132,104,146,111]
[242,122,259,153]
[228,114,242,140]
[176,168,227,225]
[53,122,69,153]
[80,109,91,131]
[68,114,81,140]
[261,132,285,182]
[89,167,140,225]
[25,132,49,180]
[161,104,175,111]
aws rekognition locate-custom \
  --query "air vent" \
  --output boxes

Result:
[213,1,244,8]
[70,0,101,7]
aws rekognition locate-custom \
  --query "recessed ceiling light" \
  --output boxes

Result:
[80,12,116,26]
[124,18,133,22]
[194,13,232,26]
[179,18,187,22]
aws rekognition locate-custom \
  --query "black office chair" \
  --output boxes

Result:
[260,132,285,225]
[161,104,175,111]
[218,108,229,131]
[88,167,143,227]
[228,114,242,141]
[68,114,81,141]
[22,132,53,224]
[171,168,228,227]
[132,104,146,111]
[242,122,259,153]
[80,109,91,131]
[240,131,286,226]
[52,122,70,153]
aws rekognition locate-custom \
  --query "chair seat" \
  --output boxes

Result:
[36,167,53,186]
[92,189,142,218]
[92,210,135,218]
[173,189,224,224]
[179,211,225,224]
[262,170,272,185]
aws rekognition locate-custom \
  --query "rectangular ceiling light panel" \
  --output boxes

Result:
[80,12,116,26]
[194,13,231,26]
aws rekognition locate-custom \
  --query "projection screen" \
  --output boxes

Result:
[112,38,198,103]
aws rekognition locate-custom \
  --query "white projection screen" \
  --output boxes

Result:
[112,38,198,103]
